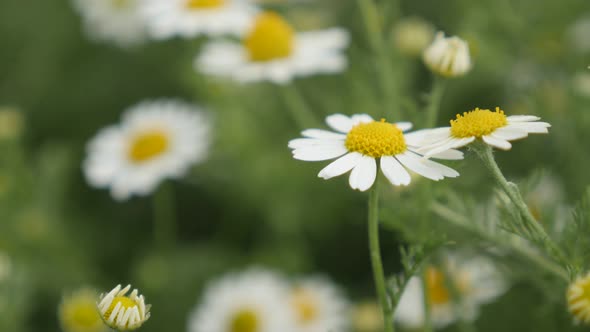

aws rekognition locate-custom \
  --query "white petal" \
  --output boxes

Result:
[293,144,348,161]
[301,129,347,139]
[325,114,354,133]
[288,138,344,149]
[507,122,551,134]
[491,126,528,141]
[318,152,363,179]
[482,135,512,150]
[351,114,374,125]
[395,122,413,132]
[396,152,449,181]
[380,156,411,186]
[348,156,377,191]
[422,137,474,158]
[428,149,464,160]
[506,115,541,122]
[407,127,452,145]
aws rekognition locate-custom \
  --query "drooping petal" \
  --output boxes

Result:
[348,156,377,191]
[482,135,512,150]
[380,156,411,186]
[396,152,446,181]
[318,152,363,179]
[490,127,528,141]
[506,122,551,134]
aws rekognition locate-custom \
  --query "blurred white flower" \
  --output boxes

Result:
[72,0,147,47]
[188,269,298,332]
[423,32,472,77]
[290,277,350,332]
[141,0,258,39]
[59,288,107,332]
[392,17,434,57]
[352,301,382,332]
[83,99,210,201]
[98,284,151,331]
[416,107,551,157]
[288,113,461,192]
[196,11,349,84]
[395,253,506,329]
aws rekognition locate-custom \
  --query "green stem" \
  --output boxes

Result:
[472,143,569,269]
[357,0,398,118]
[153,181,177,251]
[280,84,317,129]
[425,77,446,128]
[432,202,569,281]
[368,181,394,332]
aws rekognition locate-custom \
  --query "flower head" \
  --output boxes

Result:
[196,11,349,84]
[416,107,551,157]
[141,0,257,39]
[290,277,350,332]
[392,17,434,57]
[395,254,506,329]
[423,32,471,77]
[97,284,150,331]
[83,99,211,201]
[567,272,590,324]
[72,0,147,47]
[59,288,107,332]
[288,114,461,191]
[188,269,298,332]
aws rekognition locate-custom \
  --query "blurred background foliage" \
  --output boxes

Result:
[0,0,590,331]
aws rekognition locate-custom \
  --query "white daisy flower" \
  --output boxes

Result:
[72,0,147,47]
[196,11,349,84]
[423,32,472,77]
[188,269,298,332]
[141,0,258,40]
[288,113,462,192]
[416,107,551,157]
[97,284,151,331]
[83,99,210,201]
[290,277,350,332]
[395,254,506,329]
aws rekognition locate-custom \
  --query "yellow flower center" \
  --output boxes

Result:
[450,107,507,138]
[345,119,407,158]
[291,289,318,324]
[244,12,295,62]
[425,266,471,306]
[102,296,137,322]
[185,0,225,9]
[128,131,169,163]
[229,309,259,332]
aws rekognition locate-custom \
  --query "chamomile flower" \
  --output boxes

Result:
[141,0,257,39]
[188,269,298,332]
[196,11,349,84]
[288,113,461,192]
[395,254,506,329]
[72,0,147,47]
[567,272,590,324]
[97,284,151,331]
[83,99,210,201]
[423,32,471,77]
[417,107,551,157]
[59,288,107,332]
[290,277,350,332]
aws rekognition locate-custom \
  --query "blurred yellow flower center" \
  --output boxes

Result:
[128,131,169,163]
[425,267,451,305]
[229,309,259,332]
[244,12,295,62]
[102,296,137,321]
[345,119,407,158]
[567,275,590,319]
[60,292,104,332]
[186,0,225,9]
[292,289,318,324]
[450,107,507,138]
